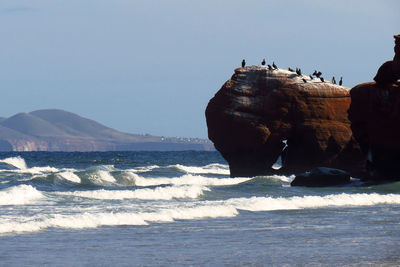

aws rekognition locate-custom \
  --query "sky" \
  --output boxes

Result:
[0,0,399,138]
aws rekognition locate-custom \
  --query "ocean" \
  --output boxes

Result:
[0,151,399,266]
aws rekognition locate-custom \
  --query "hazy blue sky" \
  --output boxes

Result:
[0,0,399,138]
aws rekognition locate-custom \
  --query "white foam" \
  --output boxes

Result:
[224,193,400,211]
[133,173,251,187]
[55,185,209,200]
[57,171,81,183]
[128,165,160,173]
[19,166,60,175]
[0,156,27,170]
[0,185,44,205]
[0,204,237,234]
[86,170,116,186]
[171,163,230,175]
[2,192,399,235]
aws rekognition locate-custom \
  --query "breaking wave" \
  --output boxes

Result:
[2,192,399,234]
[0,185,44,205]
[0,156,28,170]
[132,173,251,187]
[55,185,209,200]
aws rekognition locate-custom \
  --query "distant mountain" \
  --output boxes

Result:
[0,109,214,152]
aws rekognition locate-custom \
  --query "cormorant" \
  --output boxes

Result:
[288,67,294,72]
[332,77,336,84]
[320,77,324,82]
[261,59,266,65]
[267,64,273,70]
[313,70,318,76]
[296,68,302,76]
[272,62,277,69]
[316,71,322,78]
[309,75,313,80]
[339,77,343,86]
[242,59,246,68]
[302,78,307,83]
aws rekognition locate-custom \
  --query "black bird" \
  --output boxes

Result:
[272,62,277,69]
[309,75,313,80]
[288,67,294,72]
[339,77,343,86]
[316,71,322,78]
[313,70,318,76]
[320,77,325,82]
[267,64,273,70]
[261,59,266,65]
[302,78,307,83]
[332,77,336,84]
[241,59,246,68]
[296,68,302,76]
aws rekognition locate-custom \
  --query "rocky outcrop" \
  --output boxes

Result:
[206,66,363,177]
[291,167,351,187]
[348,34,400,181]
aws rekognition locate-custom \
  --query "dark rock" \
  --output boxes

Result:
[348,81,400,181]
[291,167,351,187]
[206,66,364,177]
[349,34,400,181]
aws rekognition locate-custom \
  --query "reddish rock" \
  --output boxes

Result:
[206,66,363,177]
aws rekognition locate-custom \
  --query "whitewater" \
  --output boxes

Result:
[0,151,399,266]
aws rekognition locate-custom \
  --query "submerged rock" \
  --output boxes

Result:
[291,167,351,187]
[206,66,363,177]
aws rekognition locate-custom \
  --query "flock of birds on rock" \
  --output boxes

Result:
[241,59,343,86]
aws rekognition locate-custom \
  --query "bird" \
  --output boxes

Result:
[309,75,313,80]
[339,77,343,86]
[261,59,266,65]
[272,62,277,69]
[267,64,273,70]
[313,70,318,76]
[332,77,336,84]
[302,78,307,83]
[288,67,294,72]
[316,71,322,78]
[320,77,325,82]
[241,59,246,68]
[296,68,302,76]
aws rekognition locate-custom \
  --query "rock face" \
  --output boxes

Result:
[349,34,400,181]
[291,167,351,187]
[206,66,363,177]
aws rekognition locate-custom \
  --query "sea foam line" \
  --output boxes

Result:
[1,192,400,235]
[132,173,251,187]
[0,205,238,234]
[54,185,209,200]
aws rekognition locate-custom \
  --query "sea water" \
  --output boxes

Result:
[0,151,399,266]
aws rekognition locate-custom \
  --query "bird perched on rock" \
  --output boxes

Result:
[242,59,246,68]
[332,77,336,84]
[302,78,307,83]
[313,70,318,76]
[316,71,322,78]
[261,59,266,65]
[296,68,302,76]
[267,64,273,70]
[288,67,294,72]
[320,77,325,82]
[309,75,313,80]
[339,77,343,86]
[272,62,277,69]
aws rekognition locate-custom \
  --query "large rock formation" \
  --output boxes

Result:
[348,34,400,181]
[206,66,363,177]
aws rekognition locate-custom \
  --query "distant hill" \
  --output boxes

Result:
[0,109,214,152]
